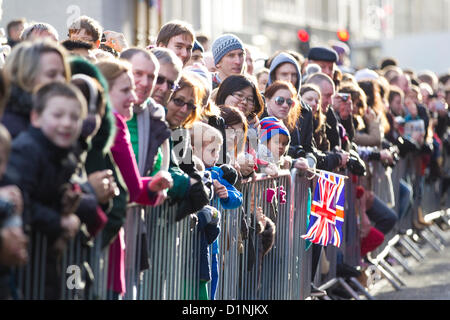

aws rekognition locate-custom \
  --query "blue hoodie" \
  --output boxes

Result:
[206,166,243,210]
[267,52,302,92]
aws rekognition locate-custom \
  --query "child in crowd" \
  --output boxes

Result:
[190,122,243,300]
[0,124,28,299]
[257,117,292,176]
[7,82,87,299]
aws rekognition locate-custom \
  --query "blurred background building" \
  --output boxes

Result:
[1,0,449,74]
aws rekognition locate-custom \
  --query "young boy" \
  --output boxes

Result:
[7,82,87,299]
[190,122,243,300]
[68,15,103,49]
[257,117,292,176]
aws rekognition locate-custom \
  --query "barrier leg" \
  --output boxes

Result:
[398,236,425,261]
[379,259,406,287]
[348,277,375,300]
[337,278,361,300]
[427,224,448,245]
[372,262,402,291]
[419,229,444,252]
[388,247,413,275]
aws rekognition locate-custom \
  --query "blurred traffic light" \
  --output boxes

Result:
[297,28,310,56]
[297,29,309,42]
[337,29,350,42]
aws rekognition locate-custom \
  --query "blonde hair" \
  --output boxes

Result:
[189,122,223,149]
[3,39,71,92]
[96,58,132,91]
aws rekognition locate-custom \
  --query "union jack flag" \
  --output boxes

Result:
[301,173,345,247]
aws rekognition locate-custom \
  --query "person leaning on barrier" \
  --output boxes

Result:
[164,71,214,222]
[7,82,88,299]
[190,122,243,300]
[214,74,265,178]
[0,124,28,300]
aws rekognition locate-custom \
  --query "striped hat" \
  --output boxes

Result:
[211,33,244,65]
[259,117,290,143]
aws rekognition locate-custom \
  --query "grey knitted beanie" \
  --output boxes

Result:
[211,34,244,65]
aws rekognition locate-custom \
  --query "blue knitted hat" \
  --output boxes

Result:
[211,34,244,65]
[259,117,291,143]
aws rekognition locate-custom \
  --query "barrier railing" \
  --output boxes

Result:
[11,156,450,300]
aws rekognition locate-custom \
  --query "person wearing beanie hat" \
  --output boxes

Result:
[211,33,245,88]
[306,46,339,79]
[186,40,205,68]
[257,117,291,175]
[267,52,302,93]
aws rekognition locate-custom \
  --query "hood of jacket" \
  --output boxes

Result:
[69,56,116,155]
[268,52,302,93]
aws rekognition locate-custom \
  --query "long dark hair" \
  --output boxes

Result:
[214,74,264,120]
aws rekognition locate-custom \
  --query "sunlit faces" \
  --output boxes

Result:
[31,96,83,148]
[224,86,254,117]
[109,71,138,121]
[301,90,320,114]
[33,52,66,89]
[257,72,269,92]
[166,87,196,129]
[69,28,98,47]
[186,50,205,67]
[267,134,289,159]
[196,140,221,168]
[129,53,157,105]
[164,34,193,66]
[336,96,353,120]
[267,89,294,121]
[225,123,245,157]
[152,63,179,106]
[274,63,298,87]
[310,60,334,78]
[318,81,335,113]
[216,49,245,79]
[390,94,404,116]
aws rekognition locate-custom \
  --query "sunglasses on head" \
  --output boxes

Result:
[274,96,294,107]
[171,98,197,111]
[156,75,178,91]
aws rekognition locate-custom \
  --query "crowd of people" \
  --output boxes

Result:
[0,15,448,300]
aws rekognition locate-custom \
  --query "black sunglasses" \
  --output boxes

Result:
[156,75,178,91]
[171,98,197,111]
[274,96,294,107]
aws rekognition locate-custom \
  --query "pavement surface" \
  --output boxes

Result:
[371,224,450,300]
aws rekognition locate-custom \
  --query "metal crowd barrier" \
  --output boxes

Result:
[15,228,108,300]
[14,154,448,300]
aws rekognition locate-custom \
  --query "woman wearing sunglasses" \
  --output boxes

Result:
[264,80,301,134]
[165,71,214,221]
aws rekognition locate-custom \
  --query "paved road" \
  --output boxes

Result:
[372,227,450,300]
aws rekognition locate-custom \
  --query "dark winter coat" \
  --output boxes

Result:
[1,85,33,139]
[70,56,128,248]
[7,127,78,244]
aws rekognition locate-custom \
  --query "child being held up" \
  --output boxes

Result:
[190,122,243,300]
[257,117,292,176]
[7,82,87,299]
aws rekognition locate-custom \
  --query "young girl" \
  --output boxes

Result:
[300,84,329,151]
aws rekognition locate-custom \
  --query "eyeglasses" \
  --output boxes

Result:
[274,96,294,108]
[232,92,254,106]
[171,98,197,111]
[156,75,178,91]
